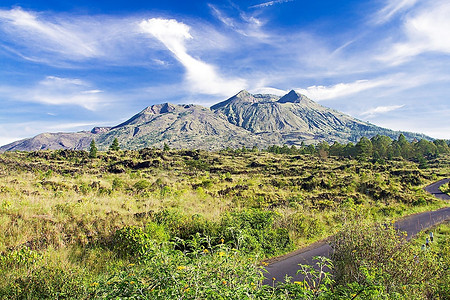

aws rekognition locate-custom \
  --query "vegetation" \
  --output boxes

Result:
[440,181,450,195]
[267,134,449,166]
[0,138,448,299]
[109,138,120,151]
[89,139,98,158]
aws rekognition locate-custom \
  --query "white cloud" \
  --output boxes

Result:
[0,7,148,66]
[295,79,390,101]
[373,0,419,24]
[0,76,108,110]
[378,1,450,64]
[360,105,405,116]
[140,18,247,96]
[208,4,267,39]
[0,8,100,59]
[250,0,294,9]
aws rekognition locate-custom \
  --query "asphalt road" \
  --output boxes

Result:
[424,178,450,200]
[263,179,450,285]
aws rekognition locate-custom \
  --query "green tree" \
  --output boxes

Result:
[396,134,412,159]
[89,139,98,158]
[414,139,437,158]
[109,138,120,151]
[163,143,170,151]
[329,142,344,157]
[343,142,357,157]
[370,135,392,158]
[355,137,373,160]
[434,139,449,154]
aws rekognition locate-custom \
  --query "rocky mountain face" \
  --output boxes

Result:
[0,90,430,152]
[211,90,410,145]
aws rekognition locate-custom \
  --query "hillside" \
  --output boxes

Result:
[0,90,431,152]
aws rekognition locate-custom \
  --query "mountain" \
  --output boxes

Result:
[92,103,267,150]
[211,90,425,145]
[0,90,431,152]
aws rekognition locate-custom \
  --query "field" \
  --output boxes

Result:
[0,148,449,299]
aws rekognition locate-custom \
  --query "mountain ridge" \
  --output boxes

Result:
[0,90,432,152]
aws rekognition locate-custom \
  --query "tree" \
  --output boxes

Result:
[396,134,412,159]
[109,138,120,151]
[414,139,437,158]
[433,139,449,154]
[343,142,356,158]
[355,137,373,160]
[371,135,392,158]
[89,139,98,158]
[329,142,344,157]
[163,143,170,151]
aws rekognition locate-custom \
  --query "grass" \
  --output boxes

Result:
[0,149,449,299]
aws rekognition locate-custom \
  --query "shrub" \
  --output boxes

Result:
[332,222,443,297]
[0,263,87,299]
[113,226,153,259]
[220,209,293,256]
[133,179,151,192]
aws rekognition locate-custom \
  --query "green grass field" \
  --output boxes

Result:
[0,149,448,299]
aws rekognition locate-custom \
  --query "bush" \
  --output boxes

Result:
[332,222,444,297]
[0,263,87,299]
[220,209,293,256]
[133,179,151,192]
[113,226,153,259]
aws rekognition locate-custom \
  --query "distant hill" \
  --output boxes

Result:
[0,90,431,152]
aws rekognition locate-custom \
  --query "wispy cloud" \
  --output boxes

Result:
[0,7,146,66]
[140,18,247,96]
[373,0,419,24]
[208,4,267,39]
[250,0,294,9]
[360,105,405,117]
[378,1,450,64]
[0,76,108,110]
[295,79,391,101]
[0,8,100,59]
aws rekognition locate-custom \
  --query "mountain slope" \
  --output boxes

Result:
[94,103,267,150]
[212,90,428,145]
[0,90,431,152]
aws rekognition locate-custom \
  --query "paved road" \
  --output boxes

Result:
[424,178,450,200]
[263,179,450,285]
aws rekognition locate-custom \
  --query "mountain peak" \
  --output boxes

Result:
[211,90,253,110]
[142,102,176,114]
[234,90,251,98]
[278,90,310,104]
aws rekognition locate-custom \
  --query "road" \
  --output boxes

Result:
[424,178,450,200]
[263,179,450,285]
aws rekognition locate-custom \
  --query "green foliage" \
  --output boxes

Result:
[92,241,266,300]
[332,222,447,298]
[133,179,151,192]
[163,142,170,151]
[265,134,449,164]
[109,138,120,151]
[113,226,153,259]
[220,209,293,256]
[0,147,448,299]
[89,139,98,158]
[0,247,41,268]
[0,257,88,299]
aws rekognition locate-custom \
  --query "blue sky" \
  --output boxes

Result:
[0,0,449,145]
